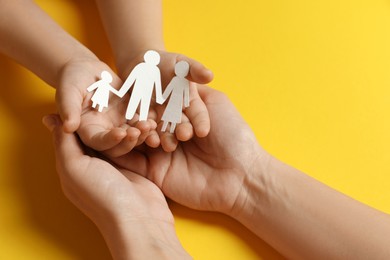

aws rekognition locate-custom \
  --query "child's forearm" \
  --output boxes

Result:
[233,154,390,259]
[0,0,98,87]
[94,0,165,74]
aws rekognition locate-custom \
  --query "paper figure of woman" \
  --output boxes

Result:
[161,61,190,133]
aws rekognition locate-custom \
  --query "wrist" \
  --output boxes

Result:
[55,53,101,88]
[228,149,274,221]
[98,215,191,260]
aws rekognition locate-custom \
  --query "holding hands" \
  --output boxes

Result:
[51,83,390,260]
[55,49,213,159]
[109,85,265,214]
[3,1,389,258]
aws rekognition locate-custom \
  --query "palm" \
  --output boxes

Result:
[111,86,264,214]
[55,126,173,226]
[78,94,132,151]
[87,158,172,223]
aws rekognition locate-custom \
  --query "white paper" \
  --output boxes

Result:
[161,61,190,133]
[117,50,163,121]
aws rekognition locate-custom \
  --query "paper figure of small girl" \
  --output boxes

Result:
[161,61,190,133]
[87,70,120,112]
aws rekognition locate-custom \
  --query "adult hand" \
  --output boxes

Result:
[110,85,268,215]
[110,86,390,260]
[119,50,214,152]
[43,114,190,260]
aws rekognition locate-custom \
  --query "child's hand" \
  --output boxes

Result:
[119,50,214,152]
[56,58,155,157]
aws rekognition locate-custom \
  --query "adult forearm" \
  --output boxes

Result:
[98,218,191,260]
[0,0,98,87]
[94,0,165,75]
[233,153,390,259]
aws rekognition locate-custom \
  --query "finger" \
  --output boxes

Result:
[134,119,156,146]
[145,129,161,148]
[160,129,179,152]
[197,83,214,100]
[141,111,160,147]
[42,114,85,167]
[103,125,141,157]
[78,125,127,151]
[185,83,210,137]
[56,87,83,133]
[176,54,214,84]
[175,116,194,142]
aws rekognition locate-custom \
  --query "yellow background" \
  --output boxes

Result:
[1,0,389,259]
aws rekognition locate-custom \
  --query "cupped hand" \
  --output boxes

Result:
[110,85,268,215]
[118,50,214,152]
[57,58,156,157]
[42,114,173,232]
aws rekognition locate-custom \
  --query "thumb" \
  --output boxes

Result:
[177,55,213,84]
[42,114,85,165]
[188,61,214,84]
[56,87,83,133]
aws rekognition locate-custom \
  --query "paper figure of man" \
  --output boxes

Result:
[87,70,120,112]
[161,61,190,133]
[117,50,164,121]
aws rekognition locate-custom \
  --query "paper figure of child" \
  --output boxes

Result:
[161,61,190,133]
[117,50,164,121]
[87,70,120,112]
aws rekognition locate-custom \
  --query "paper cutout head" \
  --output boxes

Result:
[101,70,113,83]
[175,60,190,78]
[144,50,160,65]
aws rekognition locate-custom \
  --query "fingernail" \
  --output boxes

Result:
[42,115,58,132]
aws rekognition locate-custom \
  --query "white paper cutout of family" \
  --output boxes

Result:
[87,50,191,133]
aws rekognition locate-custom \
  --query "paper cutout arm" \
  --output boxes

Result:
[162,81,174,102]
[184,83,190,108]
[87,82,99,92]
[117,66,139,98]
[109,86,121,97]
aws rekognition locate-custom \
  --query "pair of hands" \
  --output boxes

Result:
[57,50,213,155]
[48,50,266,257]
[44,83,265,238]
